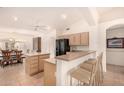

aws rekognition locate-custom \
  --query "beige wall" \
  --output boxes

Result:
[106,28,124,66]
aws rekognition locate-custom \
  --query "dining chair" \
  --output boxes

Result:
[15,50,23,63]
[1,50,13,67]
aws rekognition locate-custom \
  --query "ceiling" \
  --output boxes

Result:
[0,7,86,32]
[96,7,124,22]
[96,7,114,16]
[1,7,124,33]
[107,24,124,30]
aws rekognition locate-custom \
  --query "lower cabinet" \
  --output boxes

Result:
[25,54,50,76]
[39,54,50,72]
[44,61,56,86]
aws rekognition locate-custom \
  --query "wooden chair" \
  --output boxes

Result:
[15,50,23,63]
[1,50,13,67]
[70,54,102,86]
[98,53,103,85]
[79,53,103,85]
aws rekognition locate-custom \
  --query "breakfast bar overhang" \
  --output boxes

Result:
[55,50,96,86]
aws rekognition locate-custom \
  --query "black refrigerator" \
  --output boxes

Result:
[56,39,70,56]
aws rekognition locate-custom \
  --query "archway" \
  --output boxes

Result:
[99,18,124,72]
[106,24,124,67]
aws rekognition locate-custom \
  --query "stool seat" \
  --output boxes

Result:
[70,68,92,84]
[85,59,97,65]
[79,59,97,72]
[69,53,103,86]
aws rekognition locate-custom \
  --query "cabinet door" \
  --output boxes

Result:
[74,33,81,45]
[81,32,89,45]
[69,35,75,45]
[39,59,44,71]
[44,62,56,86]
[69,34,81,45]
[25,56,39,75]
[39,54,50,72]
[30,66,39,75]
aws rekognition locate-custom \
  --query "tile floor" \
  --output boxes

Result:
[103,64,124,86]
[0,63,124,86]
[0,62,44,86]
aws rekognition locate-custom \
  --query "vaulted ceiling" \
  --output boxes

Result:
[0,7,88,32]
[0,7,124,33]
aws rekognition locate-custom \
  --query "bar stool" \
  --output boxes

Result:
[70,56,100,86]
[79,53,103,85]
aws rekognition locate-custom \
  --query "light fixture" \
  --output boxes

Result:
[13,16,18,21]
[61,14,67,19]
[9,38,14,42]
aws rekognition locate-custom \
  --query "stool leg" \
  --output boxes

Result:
[70,76,72,86]
[78,80,80,86]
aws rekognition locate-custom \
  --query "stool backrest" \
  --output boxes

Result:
[89,53,103,85]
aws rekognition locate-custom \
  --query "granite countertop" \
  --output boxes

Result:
[25,52,50,57]
[44,58,56,64]
[55,50,96,61]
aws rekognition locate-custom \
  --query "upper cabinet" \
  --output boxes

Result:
[69,33,81,45]
[80,32,89,45]
[59,32,89,46]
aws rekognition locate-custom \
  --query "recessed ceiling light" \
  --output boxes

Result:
[13,16,18,21]
[61,14,67,19]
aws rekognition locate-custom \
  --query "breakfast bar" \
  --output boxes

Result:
[55,50,96,86]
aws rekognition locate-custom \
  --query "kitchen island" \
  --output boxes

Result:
[55,50,96,86]
[25,53,50,76]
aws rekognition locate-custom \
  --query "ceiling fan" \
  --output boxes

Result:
[32,25,50,31]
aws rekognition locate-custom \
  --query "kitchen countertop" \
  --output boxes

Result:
[25,52,50,57]
[44,58,56,64]
[55,50,96,61]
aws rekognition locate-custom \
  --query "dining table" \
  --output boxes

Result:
[0,53,26,63]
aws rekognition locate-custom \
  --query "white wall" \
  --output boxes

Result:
[98,18,124,71]
[0,31,33,53]
[0,27,56,57]
[41,29,56,58]
[60,19,99,53]
[106,28,124,66]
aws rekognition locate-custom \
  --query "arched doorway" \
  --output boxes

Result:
[99,18,124,72]
[106,24,124,66]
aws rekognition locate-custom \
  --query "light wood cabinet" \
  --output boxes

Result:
[69,34,74,45]
[44,61,56,86]
[68,32,89,46]
[69,33,81,46]
[74,33,81,45]
[80,32,89,45]
[39,54,50,72]
[25,54,50,76]
[25,56,39,75]
[58,32,89,46]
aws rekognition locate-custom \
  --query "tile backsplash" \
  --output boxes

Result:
[70,45,89,51]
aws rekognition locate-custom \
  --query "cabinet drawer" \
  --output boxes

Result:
[30,67,38,75]
[39,55,50,59]
[39,59,44,71]
[30,60,38,65]
[30,56,38,61]
[30,63,38,68]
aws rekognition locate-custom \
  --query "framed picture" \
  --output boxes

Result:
[107,38,124,48]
